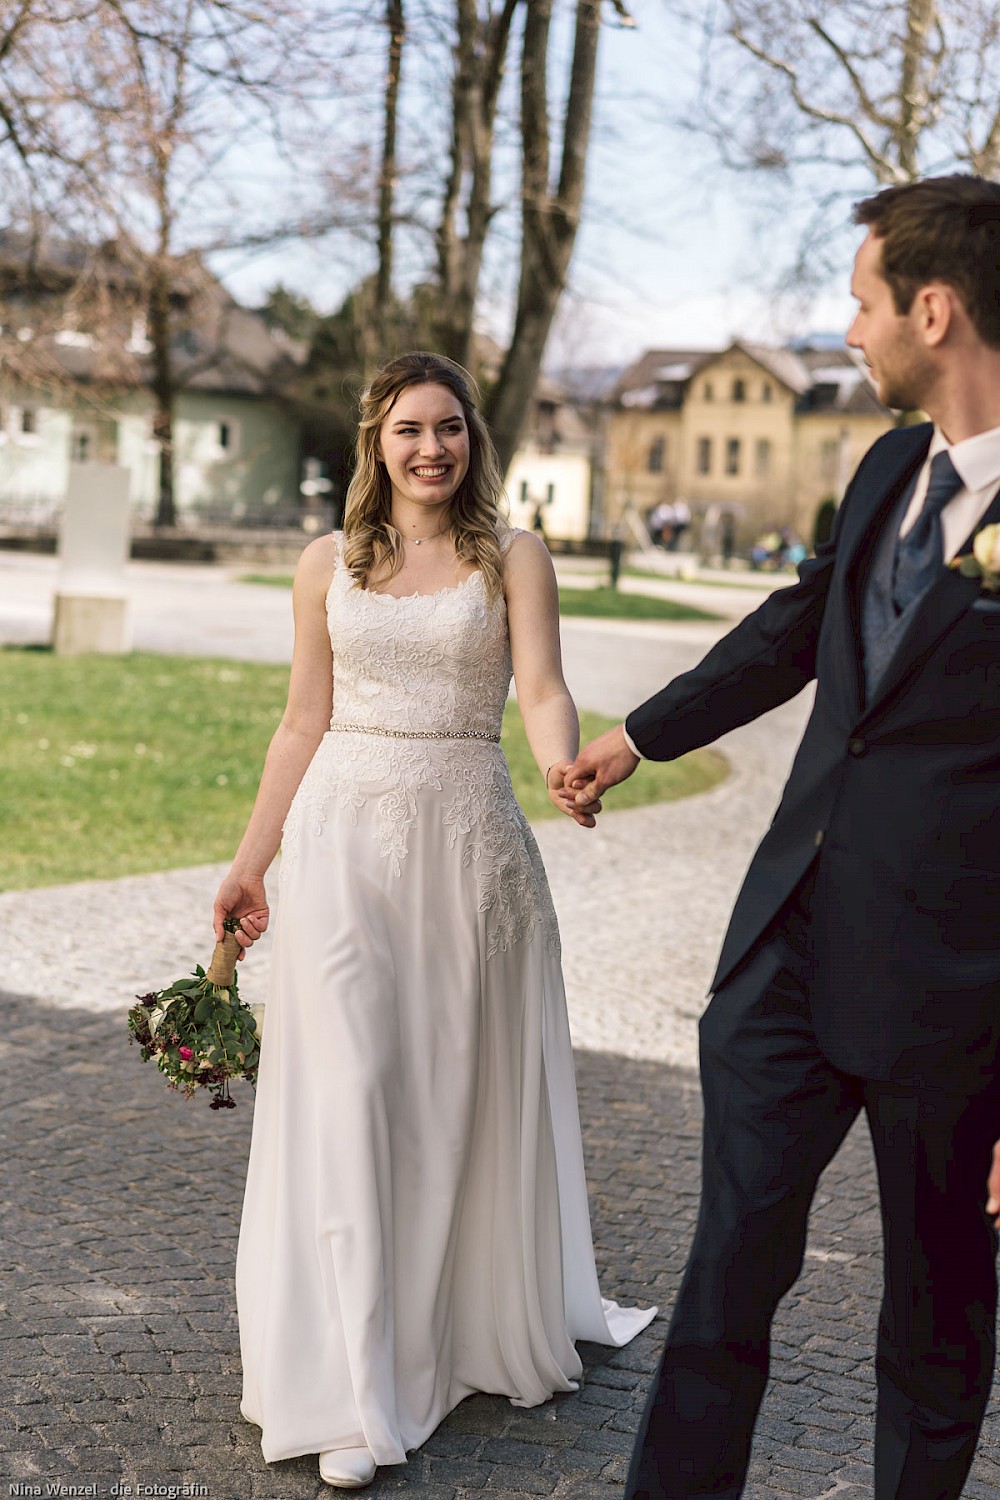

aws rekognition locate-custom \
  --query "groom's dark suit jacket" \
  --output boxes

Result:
[626,423,1000,1092]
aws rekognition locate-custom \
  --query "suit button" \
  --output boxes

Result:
[848,737,867,756]
[814,829,825,847]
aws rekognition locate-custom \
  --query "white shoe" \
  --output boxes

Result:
[318,1447,376,1489]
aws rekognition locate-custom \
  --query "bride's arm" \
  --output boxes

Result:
[212,535,337,949]
[504,531,599,829]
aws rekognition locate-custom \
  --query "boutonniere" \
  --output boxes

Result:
[951,522,1000,593]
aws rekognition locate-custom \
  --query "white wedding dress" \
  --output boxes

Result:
[236,533,656,1466]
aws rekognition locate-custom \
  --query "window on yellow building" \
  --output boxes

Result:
[762,383,773,403]
[648,436,666,473]
[696,437,712,474]
[726,438,741,475]
[704,381,714,401]
[755,438,772,477]
[732,379,746,403]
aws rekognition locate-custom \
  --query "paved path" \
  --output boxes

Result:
[1,552,998,1498]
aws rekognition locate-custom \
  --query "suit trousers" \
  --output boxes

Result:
[625,891,1000,1500]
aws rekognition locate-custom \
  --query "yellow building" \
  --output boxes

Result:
[604,340,893,551]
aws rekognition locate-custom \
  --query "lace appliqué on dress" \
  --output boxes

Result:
[280,531,559,958]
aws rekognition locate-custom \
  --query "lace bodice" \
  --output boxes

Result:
[280,532,559,957]
[326,547,512,738]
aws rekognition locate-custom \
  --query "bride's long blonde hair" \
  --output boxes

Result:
[342,351,509,600]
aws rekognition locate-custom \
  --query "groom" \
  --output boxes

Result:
[568,174,1000,1500]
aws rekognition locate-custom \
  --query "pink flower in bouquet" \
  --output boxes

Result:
[178,1046,194,1060]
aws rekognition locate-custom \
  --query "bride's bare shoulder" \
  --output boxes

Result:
[294,532,339,598]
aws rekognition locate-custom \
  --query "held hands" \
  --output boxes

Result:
[546,760,601,828]
[987,1139,1000,1229]
[213,871,270,960]
[546,722,640,827]
[566,725,640,814]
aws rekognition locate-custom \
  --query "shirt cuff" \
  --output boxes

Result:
[622,725,644,760]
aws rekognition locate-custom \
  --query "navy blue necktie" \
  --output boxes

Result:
[892,450,964,613]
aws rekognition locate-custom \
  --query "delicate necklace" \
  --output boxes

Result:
[406,524,449,546]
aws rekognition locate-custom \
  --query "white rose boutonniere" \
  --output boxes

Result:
[952,523,1000,593]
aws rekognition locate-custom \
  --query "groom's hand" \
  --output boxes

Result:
[567,724,640,810]
[987,1138,1000,1228]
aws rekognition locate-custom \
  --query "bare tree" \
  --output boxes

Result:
[1,0,369,525]
[305,0,623,471]
[486,0,605,471]
[2,0,632,513]
[704,0,1000,186]
[432,0,519,368]
[376,0,406,325]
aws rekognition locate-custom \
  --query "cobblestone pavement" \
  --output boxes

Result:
[4,990,997,1500]
[2,553,999,1496]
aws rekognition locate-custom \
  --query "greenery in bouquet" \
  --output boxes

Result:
[127,917,264,1109]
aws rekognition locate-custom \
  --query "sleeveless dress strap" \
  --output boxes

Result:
[498,525,525,555]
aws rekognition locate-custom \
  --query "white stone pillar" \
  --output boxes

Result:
[52,463,132,655]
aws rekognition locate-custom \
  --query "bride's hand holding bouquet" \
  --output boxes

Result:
[213,870,269,958]
[125,872,270,1111]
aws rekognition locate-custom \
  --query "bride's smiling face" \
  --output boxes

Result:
[377,383,471,513]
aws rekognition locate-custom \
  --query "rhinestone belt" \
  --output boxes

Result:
[330,722,501,744]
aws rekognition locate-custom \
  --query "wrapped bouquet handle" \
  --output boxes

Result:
[126,915,261,1110]
[205,925,240,988]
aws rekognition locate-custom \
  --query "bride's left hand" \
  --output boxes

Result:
[213,871,270,960]
[546,761,601,828]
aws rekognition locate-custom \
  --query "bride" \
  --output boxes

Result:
[213,352,656,1489]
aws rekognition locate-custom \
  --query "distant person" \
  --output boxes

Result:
[531,499,548,541]
[567,174,1000,1500]
[649,501,674,548]
[670,498,691,551]
[720,511,736,568]
[751,529,781,569]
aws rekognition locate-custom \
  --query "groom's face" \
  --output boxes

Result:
[846,231,934,412]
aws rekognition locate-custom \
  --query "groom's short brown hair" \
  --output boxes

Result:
[854,174,1000,349]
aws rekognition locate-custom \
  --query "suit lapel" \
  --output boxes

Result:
[857,479,1000,725]
[841,429,930,719]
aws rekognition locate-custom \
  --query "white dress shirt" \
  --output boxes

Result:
[899,423,1000,558]
[622,423,1000,761]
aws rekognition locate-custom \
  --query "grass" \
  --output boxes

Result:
[238,574,721,623]
[0,648,727,891]
[556,587,719,622]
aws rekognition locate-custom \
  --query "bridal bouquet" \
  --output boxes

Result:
[127,917,264,1110]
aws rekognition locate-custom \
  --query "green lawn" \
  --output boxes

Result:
[0,648,727,891]
[238,574,720,623]
[556,587,718,621]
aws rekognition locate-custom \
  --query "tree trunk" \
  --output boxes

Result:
[487,0,600,473]
[148,257,176,529]
[375,0,404,349]
[897,0,936,180]
[434,0,519,369]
